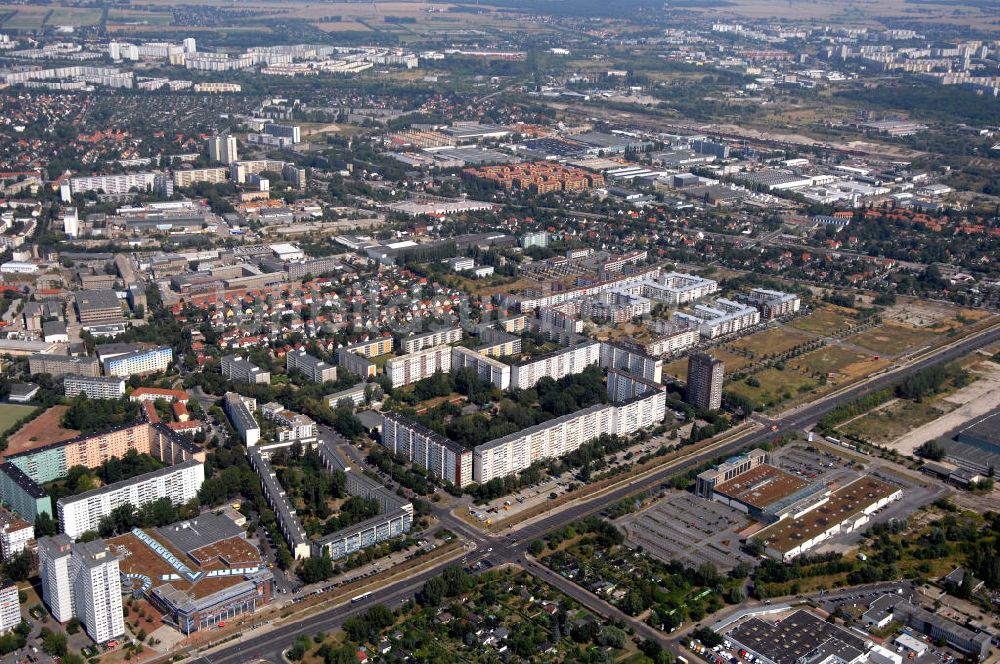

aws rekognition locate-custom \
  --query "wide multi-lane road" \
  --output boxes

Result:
[194,322,1000,664]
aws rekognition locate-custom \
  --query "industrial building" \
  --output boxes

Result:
[75,289,124,326]
[752,476,902,561]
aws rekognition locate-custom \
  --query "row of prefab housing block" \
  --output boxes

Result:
[0,421,205,536]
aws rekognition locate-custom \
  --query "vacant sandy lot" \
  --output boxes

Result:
[886,360,1000,456]
[4,405,78,458]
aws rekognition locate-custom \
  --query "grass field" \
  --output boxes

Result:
[729,325,812,358]
[791,345,888,380]
[724,368,817,409]
[838,398,955,445]
[0,404,37,438]
[848,322,938,357]
[790,305,858,335]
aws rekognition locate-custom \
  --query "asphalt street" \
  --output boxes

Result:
[193,323,1000,664]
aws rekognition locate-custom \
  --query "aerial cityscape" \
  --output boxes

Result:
[0,0,996,663]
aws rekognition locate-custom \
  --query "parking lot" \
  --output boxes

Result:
[771,443,857,487]
[617,491,756,572]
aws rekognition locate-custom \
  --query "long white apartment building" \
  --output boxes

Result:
[400,327,463,354]
[474,386,665,483]
[38,535,124,643]
[385,345,452,388]
[510,340,601,390]
[600,341,663,383]
[633,271,719,306]
[0,508,33,561]
[381,412,473,488]
[672,298,761,339]
[0,581,19,634]
[500,265,661,312]
[61,172,172,203]
[57,460,204,538]
[64,375,126,400]
[451,346,511,390]
[645,321,701,356]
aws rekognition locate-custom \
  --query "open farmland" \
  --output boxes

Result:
[46,7,104,26]
[0,7,50,30]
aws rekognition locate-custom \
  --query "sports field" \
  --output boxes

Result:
[0,404,36,438]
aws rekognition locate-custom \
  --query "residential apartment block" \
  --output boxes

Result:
[687,352,725,411]
[0,581,19,634]
[673,298,761,339]
[385,346,452,388]
[0,463,52,522]
[173,167,228,188]
[450,346,511,390]
[223,392,260,447]
[221,354,271,385]
[285,349,337,384]
[29,353,100,378]
[57,460,205,538]
[64,375,126,400]
[738,288,802,320]
[70,540,125,643]
[599,341,663,384]
[0,508,33,561]
[400,327,463,354]
[643,322,701,356]
[635,271,718,306]
[102,346,173,376]
[510,340,601,390]
[336,338,391,379]
[381,413,473,488]
[38,535,125,643]
[325,383,368,409]
[474,386,665,483]
[4,422,204,485]
[260,402,318,447]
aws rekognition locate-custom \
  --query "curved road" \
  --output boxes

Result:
[194,323,1000,664]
